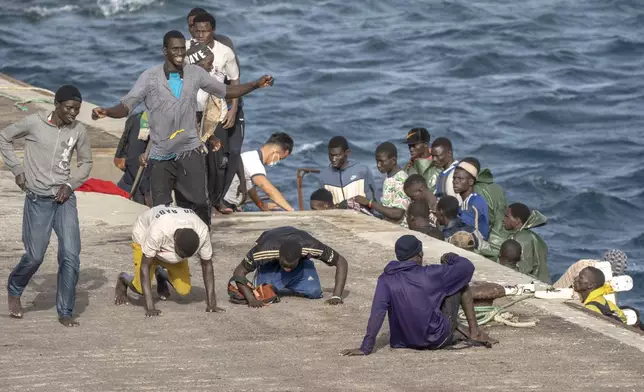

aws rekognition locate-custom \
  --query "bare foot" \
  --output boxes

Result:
[157,278,170,301]
[114,273,130,305]
[215,203,233,215]
[8,295,23,319]
[59,317,79,327]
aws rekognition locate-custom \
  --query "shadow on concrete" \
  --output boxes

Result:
[25,267,108,316]
[323,287,352,299]
[371,332,391,354]
[125,285,207,307]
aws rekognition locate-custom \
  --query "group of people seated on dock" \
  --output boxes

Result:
[0,6,638,347]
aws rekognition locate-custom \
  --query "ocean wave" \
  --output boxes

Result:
[95,0,162,17]
[23,0,162,19]
[25,5,80,19]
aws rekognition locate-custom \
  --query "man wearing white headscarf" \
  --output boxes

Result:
[452,157,490,240]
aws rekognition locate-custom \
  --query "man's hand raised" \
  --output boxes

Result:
[256,75,274,88]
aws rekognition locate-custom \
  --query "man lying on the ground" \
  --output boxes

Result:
[114,205,225,317]
[573,266,627,323]
[222,132,295,212]
[231,226,349,307]
[310,188,335,210]
[406,200,444,240]
[553,249,628,289]
[342,235,496,355]
[499,239,521,271]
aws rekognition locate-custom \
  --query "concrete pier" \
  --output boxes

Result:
[0,77,642,392]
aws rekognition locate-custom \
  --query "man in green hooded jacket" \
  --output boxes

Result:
[403,128,441,192]
[503,203,551,283]
[460,158,509,256]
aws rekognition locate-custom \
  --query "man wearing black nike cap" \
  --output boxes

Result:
[403,128,441,192]
[0,84,93,327]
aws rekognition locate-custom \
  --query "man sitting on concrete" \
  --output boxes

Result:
[403,174,438,210]
[432,137,460,202]
[114,205,225,317]
[223,132,295,212]
[353,142,410,226]
[406,200,444,240]
[573,266,627,323]
[310,188,335,210]
[499,239,521,271]
[436,196,476,241]
[503,203,550,283]
[0,85,92,327]
[403,128,440,192]
[453,159,490,240]
[341,235,495,356]
[231,226,349,308]
[319,136,377,206]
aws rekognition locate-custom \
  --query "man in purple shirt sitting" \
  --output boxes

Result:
[342,235,495,355]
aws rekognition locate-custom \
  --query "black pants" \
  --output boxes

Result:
[208,106,245,207]
[435,291,462,349]
[149,150,211,226]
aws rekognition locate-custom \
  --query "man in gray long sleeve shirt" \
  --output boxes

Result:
[0,84,93,327]
[92,30,274,226]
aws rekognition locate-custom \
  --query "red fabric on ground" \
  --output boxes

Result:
[77,178,130,198]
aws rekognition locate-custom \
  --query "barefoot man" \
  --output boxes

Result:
[114,205,225,316]
[342,235,496,355]
[0,85,92,327]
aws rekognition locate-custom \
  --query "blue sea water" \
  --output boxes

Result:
[1,0,642,311]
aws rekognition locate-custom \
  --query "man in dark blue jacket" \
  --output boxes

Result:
[342,235,495,355]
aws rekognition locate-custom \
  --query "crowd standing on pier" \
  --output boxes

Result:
[0,7,638,353]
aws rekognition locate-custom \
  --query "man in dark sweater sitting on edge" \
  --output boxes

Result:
[342,235,496,355]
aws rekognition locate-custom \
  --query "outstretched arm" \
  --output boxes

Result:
[93,72,150,120]
[139,256,160,317]
[341,280,390,356]
[253,175,294,211]
[201,258,225,313]
[225,75,274,99]
[328,255,348,305]
[353,196,405,221]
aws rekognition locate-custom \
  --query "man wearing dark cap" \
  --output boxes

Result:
[342,235,495,356]
[230,226,349,308]
[403,128,441,192]
[92,30,274,226]
[0,85,93,327]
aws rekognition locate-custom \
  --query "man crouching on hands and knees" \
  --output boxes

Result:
[231,226,349,308]
[342,235,496,356]
[114,205,224,316]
